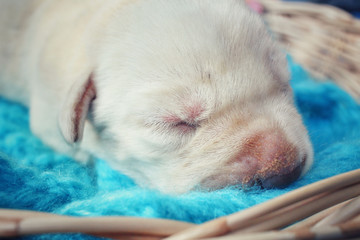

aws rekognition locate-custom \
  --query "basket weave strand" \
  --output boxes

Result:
[258,0,360,101]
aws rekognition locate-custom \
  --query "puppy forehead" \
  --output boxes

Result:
[96,0,290,116]
[96,0,288,99]
[138,71,278,120]
[142,83,211,112]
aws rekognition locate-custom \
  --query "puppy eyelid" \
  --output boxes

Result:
[173,120,199,129]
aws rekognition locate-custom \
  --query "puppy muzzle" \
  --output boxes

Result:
[240,128,306,189]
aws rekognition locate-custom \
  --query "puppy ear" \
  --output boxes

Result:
[59,75,96,144]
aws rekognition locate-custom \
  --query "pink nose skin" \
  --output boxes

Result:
[240,129,305,189]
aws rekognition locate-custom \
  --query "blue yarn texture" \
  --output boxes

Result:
[1,59,360,239]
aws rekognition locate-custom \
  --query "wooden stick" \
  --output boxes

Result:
[91,233,163,240]
[203,231,297,240]
[0,210,193,238]
[222,191,327,234]
[313,196,360,229]
[0,209,61,219]
[20,217,191,236]
[285,199,351,231]
[212,184,360,238]
[202,219,360,240]
[238,182,360,233]
[166,169,360,240]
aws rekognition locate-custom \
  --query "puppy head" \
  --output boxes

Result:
[60,0,313,194]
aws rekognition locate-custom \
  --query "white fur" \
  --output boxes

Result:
[0,0,313,194]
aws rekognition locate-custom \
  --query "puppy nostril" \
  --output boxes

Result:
[259,163,304,189]
[255,177,265,189]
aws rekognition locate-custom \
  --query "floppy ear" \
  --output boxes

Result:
[59,75,96,144]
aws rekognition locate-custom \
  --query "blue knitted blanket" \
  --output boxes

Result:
[1,59,360,239]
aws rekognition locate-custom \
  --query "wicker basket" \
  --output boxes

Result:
[1,169,360,239]
[257,0,360,101]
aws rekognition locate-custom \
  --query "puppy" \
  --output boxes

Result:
[0,0,313,194]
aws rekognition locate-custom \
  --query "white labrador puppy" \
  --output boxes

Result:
[0,0,313,194]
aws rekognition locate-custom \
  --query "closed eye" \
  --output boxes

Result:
[172,121,199,134]
[174,121,199,128]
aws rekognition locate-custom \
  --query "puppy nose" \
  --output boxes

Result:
[241,129,305,189]
[259,162,304,189]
